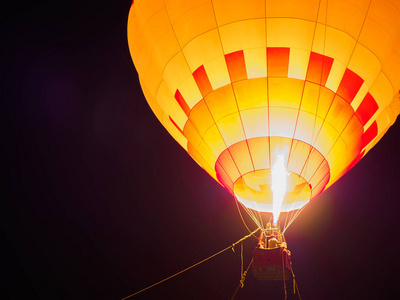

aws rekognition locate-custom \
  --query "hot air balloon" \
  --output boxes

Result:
[127,0,400,280]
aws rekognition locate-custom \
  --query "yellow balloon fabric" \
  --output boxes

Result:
[128,0,400,213]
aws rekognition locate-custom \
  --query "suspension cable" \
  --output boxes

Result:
[235,197,260,238]
[234,197,260,238]
[121,228,260,300]
[238,183,265,229]
[281,181,312,233]
[282,203,309,235]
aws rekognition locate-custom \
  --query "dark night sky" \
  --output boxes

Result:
[2,1,400,299]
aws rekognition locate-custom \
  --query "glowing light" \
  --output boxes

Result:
[271,155,287,224]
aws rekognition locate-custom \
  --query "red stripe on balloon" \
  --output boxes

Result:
[306,52,334,86]
[225,50,247,82]
[169,116,184,135]
[355,93,379,126]
[174,89,191,117]
[361,121,378,149]
[267,47,290,77]
[336,69,364,103]
[193,65,213,97]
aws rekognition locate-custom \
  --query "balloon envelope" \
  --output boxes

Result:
[127,0,400,215]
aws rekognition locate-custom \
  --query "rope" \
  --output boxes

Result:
[231,257,254,300]
[282,249,287,300]
[240,241,243,278]
[290,263,302,300]
[121,228,260,300]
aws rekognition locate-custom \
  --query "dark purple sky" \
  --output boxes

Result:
[3,1,400,299]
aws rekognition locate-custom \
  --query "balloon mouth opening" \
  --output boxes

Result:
[233,169,311,213]
[215,137,331,218]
